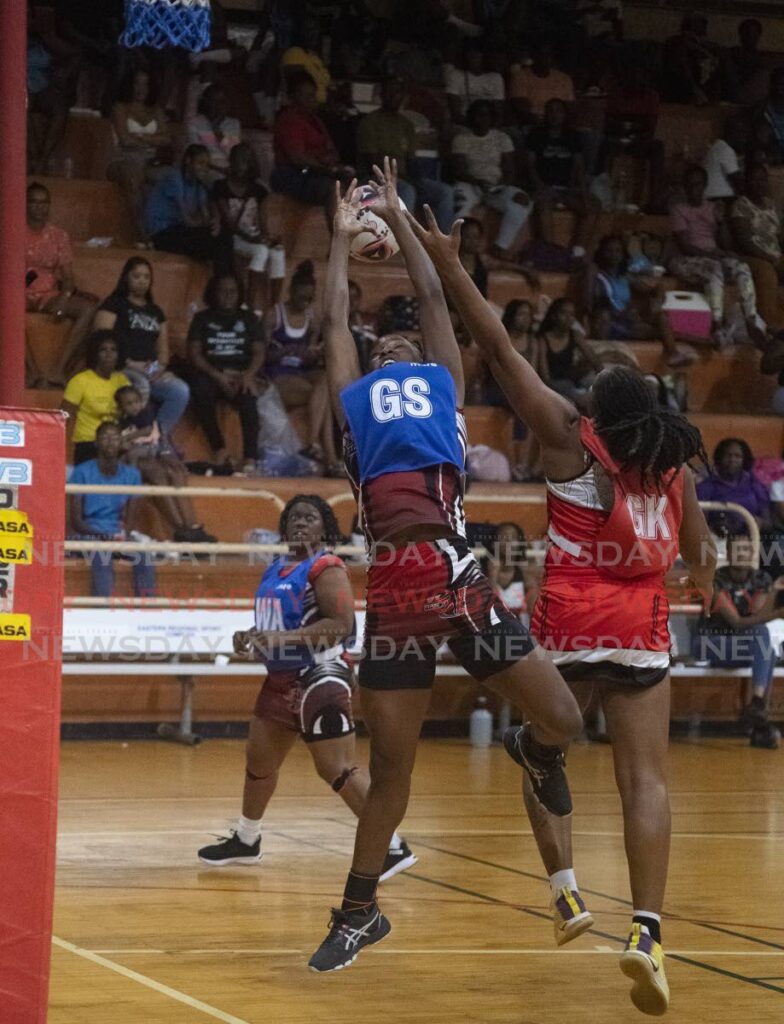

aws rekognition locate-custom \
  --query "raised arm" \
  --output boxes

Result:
[323,180,363,425]
[370,158,464,405]
[406,207,583,473]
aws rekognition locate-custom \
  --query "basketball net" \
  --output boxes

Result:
[121,0,212,51]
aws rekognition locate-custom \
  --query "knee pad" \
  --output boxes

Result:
[331,766,359,793]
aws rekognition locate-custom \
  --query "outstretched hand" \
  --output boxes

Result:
[332,178,363,238]
[370,156,402,222]
[404,205,463,268]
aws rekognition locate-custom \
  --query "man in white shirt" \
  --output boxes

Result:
[452,100,532,255]
[445,40,505,122]
[703,117,747,200]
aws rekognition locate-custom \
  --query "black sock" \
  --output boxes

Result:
[342,870,379,913]
[633,914,662,943]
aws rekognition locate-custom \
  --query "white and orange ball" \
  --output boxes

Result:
[349,185,403,262]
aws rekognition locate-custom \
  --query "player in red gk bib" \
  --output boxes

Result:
[412,208,717,1016]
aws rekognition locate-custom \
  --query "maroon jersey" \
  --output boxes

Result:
[342,416,468,546]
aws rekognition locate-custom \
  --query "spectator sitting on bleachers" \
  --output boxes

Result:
[213,142,286,313]
[660,13,722,106]
[187,84,242,180]
[703,115,747,202]
[669,165,765,347]
[280,13,332,106]
[445,38,505,124]
[348,280,377,374]
[485,300,543,481]
[25,182,98,386]
[262,261,340,476]
[458,217,490,297]
[537,297,604,409]
[726,19,767,104]
[107,68,173,244]
[755,65,784,164]
[587,234,696,366]
[357,77,454,234]
[27,5,79,174]
[507,41,575,124]
[697,437,771,535]
[184,273,264,475]
[144,144,232,269]
[602,62,666,201]
[452,100,531,259]
[68,421,156,599]
[115,384,216,543]
[482,521,538,628]
[524,98,599,259]
[692,534,783,749]
[93,257,190,443]
[730,162,784,332]
[62,330,130,465]
[270,71,355,224]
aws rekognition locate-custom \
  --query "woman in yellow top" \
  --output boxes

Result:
[61,330,130,464]
[280,15,331,105]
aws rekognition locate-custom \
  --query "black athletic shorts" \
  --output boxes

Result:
[557,660,670,689]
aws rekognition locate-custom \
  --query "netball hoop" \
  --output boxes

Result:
[121,0,212,51]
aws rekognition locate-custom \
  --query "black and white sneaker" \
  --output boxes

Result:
[198,831,262,866]
[308,905,391,973]
[380,840,417,882]
[503,723,572,817]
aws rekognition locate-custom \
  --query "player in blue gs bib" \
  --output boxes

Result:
[307,159,584,973]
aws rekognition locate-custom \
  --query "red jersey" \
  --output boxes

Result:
[533,418,684,669]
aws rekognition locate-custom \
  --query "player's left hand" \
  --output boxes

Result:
[370,156,402,222]
[404,203,463,267]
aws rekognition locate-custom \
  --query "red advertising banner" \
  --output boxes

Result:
[0,409,66,1024]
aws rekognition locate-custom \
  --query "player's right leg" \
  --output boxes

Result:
[603,676,672,1016]
[198,713,297,866]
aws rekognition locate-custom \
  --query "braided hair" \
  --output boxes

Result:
[278,494,343,546]
[591,366,707,490]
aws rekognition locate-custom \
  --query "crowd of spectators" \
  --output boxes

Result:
[21,2,784,616]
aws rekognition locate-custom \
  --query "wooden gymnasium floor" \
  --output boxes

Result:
[51,735,784,1023]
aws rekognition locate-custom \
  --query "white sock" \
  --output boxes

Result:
[389,832,403,852]
[550,868,578,894]
[237,815,262,846]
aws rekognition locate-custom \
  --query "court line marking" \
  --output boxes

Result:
[85,948,784,957]
[51,936,251,1024]
[55,828,784,840]
[281,827,784,998]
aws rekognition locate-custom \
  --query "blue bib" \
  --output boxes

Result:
[254,550,350,672]
[340,362,463,483]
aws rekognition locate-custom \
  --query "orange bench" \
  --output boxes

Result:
[30,176,135,245]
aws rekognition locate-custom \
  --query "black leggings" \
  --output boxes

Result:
[152,225,233,271]
[188,371,259,461]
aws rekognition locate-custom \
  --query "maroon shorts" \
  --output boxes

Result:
[360,536,535,689]
[253,658,355,742]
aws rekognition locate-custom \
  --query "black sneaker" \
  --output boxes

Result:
[741,696,768,729]
[750,723,781,749]
[198,831,262,866]
[380,840,417,882]
[308,905,391,972]
[503,724,572,817]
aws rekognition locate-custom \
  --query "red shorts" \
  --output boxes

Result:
[360,536,535,689]
[533,576,671,681]
[254,659,355,742]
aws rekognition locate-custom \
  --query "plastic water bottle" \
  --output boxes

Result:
[470,696,493,747]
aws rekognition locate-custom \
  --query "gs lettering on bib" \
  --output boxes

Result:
[341,362,463,483]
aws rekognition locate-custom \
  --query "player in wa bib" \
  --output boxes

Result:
[196,494,416,882]
[307,158,583,974]
[412,207,718,1017]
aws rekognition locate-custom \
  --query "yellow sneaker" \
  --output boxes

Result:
[620,923,670,1016]
[551,886,594,946]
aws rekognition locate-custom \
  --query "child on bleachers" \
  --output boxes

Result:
[212,143,286,313]
[115,384,216,544]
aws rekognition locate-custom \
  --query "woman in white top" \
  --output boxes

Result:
[187,84,242,179]
[107,69,173,243]
[703,115,746,201]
